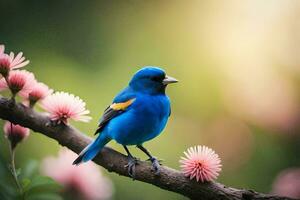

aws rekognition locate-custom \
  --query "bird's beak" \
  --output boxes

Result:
[163,75,178,85]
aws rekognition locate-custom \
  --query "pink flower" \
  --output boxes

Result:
[0,70,36,96]
[8,51,30,69]
[20,82,53,105]
[0,44,29,77]
[0,54,10,77]
[3,121,30,148]
[41,92,92,124]
[272,168,300,198]
[41,148,113,200]
[180,145,222,182]
[0,45,4,54]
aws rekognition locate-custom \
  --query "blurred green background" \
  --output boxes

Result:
[1,0,300,199]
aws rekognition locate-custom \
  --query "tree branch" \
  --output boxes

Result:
[0,96,295,200]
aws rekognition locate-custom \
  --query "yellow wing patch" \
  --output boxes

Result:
[110,98,136,110]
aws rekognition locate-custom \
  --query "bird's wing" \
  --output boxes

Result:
[94,88,136,135]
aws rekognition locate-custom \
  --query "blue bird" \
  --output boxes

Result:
[73,67,178,177]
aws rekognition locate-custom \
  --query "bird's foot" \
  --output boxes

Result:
[125,156,139,179]
[148,157,162,175]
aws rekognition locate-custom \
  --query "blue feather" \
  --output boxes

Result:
[73,133,110,164]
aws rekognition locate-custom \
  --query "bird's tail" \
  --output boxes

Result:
[73,134,111,165]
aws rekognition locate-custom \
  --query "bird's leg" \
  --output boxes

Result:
[137,145,161,175]
[123,145,139,179]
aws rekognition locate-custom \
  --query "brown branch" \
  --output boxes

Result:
[0,96,295,200]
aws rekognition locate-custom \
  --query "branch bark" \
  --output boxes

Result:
[0,97,295,200]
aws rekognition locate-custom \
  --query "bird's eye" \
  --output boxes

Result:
[151,76,163,82]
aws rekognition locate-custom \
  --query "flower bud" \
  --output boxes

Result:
[0,54,11,77]
[3,121,29,149]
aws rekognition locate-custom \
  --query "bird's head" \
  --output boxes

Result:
[129,67,178,94]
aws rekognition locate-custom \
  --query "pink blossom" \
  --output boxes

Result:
[272,168,300,198]
[3,121,30,148]
[0,45,4,54]
[0,54,10,77]
[0,77,7,91]
[0,70,35,96]
[41,148,113,200]
[41,92,91,124]
[20,82,53,105]
[0,44,29,77]
[8,51,30,69]
[180,145,222,182]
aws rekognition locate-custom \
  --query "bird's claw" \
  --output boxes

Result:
[125,156,139,179]
[149,157,162,175]
[147,157,163,163]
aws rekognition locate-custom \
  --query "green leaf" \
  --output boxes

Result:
[25,193,63,200]
[22,160,39,179]
[21,178,31,190]
[25,176,62,194]
[0,182,17,200]
[15,168,21,177]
